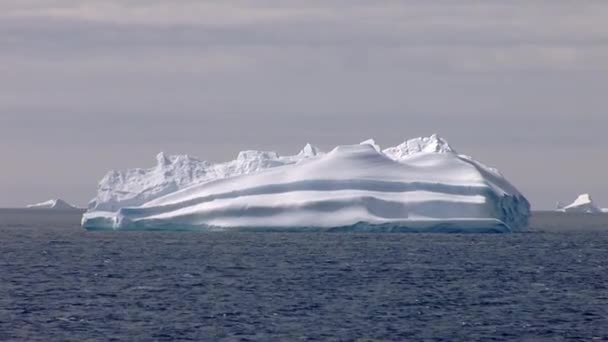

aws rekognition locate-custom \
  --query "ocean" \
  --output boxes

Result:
[1,209,607,341]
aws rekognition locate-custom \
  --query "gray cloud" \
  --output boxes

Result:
[1,0,607,208]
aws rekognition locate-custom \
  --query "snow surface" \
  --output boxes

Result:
[27,199,80,210]
[89,145,321,212]
[383,134,453,160]
[83,135,530,232]
[558,194,603,213]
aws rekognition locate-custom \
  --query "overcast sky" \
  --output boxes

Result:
[1,0,607,209]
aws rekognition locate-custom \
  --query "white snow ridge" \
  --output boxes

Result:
[82,136,531,233]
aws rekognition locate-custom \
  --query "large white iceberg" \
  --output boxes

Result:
[558,194,604,214]
[28,198,80,210]
[83,135,530,232]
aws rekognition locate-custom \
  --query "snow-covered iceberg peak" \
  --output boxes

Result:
[359,139,382,152]
[155,152,208,170]
[236,150,279,161]
[28,199,79,210]
[83,135,530,233]
[89,152,214,212]
[89,145,323,212]
[558,193,603,213]
[298,143,321,158]
[383,134,454,160]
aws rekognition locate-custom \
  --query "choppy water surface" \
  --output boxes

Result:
[1,210,607,341]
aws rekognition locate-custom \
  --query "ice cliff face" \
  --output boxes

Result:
[84,135,531,232]
[558,194,603,213]
[89,145,322,212]
[28,199,79,210]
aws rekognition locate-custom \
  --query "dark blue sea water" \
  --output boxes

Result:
[1,210,607,341]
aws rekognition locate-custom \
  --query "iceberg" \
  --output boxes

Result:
[27,198,80,210]
[558,194,603,213]
[83,135,530,232]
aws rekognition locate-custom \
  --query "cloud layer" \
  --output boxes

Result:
[1,1,607,208]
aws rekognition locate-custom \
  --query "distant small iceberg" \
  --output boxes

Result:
[557,194,604,214]
[27,199,81,210]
